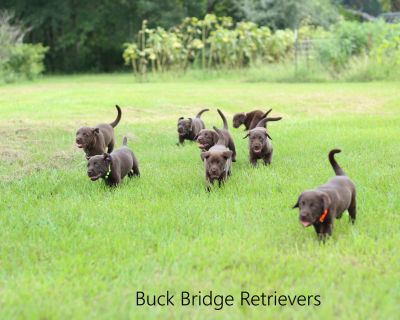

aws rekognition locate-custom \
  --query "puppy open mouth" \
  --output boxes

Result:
[88,174,103,181]
[252,147,262,154]
[300,219,312,227]
[198,143,207,150]
[76,143,84,148]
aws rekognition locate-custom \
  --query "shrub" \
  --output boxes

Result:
[0,11,48,83]
[314,20,389,77]
[371,23,400,67]
[2,44,48,81]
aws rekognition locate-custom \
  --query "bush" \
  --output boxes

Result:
[0,11,48,83]
[1,44,48,83]
[371,23,400,67]
[314,20,397,78]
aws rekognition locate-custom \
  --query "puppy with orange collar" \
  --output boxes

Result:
[293,149,357,240]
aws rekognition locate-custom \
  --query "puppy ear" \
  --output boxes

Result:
[293,195,301,209]
[201,151,210,161]
[178,116,184,122]
[188,117,192,124]
[243,133,249,139]
[92,128,100,134]
[103,153,109,159]
[266,132,272,140]
[212,131,219,144]
[320,192,331,211]
[222,150,233,159]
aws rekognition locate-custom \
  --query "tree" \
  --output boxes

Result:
[240,0,340,30]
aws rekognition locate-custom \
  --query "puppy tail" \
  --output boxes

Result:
[196,108,209,118]
[329,149,346,176]
[213,126,226,145]
[110,105,122,128]
[255,116,282,128]
[262,108,273,119]
[122,136,128,146]
[217,109,228,130]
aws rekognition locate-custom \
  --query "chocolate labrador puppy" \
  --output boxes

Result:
[293,149,356,240]
[177,109,209,145]
[87,137,139,187]
[201,127,233,191]
[196,109,236,162]
[233,109,272,130]
[76,105,122,158]
[243,114,282,166]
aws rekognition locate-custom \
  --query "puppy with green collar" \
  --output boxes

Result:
[87,137,139,187]
[201,127,233,191]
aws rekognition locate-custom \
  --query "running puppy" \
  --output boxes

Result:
[87,137,140,187]
[201,127,233,191]
[233,109,272,131]
[243,113,282,166]
[196,109,236,161]
[177,109,209,145]
[293,149,357,240]
[76,105,122,158]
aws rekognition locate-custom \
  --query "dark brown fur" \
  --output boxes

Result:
[201,127,233,191]
[243,115,282,166]
[177,109,209,145]
[87,137,139,187]
[233,109,272,130]
[293,149,357,240]
[196,109,236,161]
[76,105,122,158]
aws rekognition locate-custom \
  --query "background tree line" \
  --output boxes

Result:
[0,0,399,73]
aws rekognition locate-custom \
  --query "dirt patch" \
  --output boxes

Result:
[0,122,80,182]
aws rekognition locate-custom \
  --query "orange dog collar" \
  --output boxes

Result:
[319,209,329,223]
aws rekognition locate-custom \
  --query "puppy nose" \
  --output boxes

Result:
[300,212,308,218]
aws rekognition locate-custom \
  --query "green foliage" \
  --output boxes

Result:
[1,0,345,72]
[241,0,340,29]
[313,20,397,76]
[371,22,400,65]
[122,16,400,81]
[123,14,295,74]
[0,11,47,82]
[2,43,48,81]
[0,0,211,72]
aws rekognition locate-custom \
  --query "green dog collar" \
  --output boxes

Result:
[104,165,111,179]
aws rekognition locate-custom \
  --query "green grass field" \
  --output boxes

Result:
[0,75,399,319]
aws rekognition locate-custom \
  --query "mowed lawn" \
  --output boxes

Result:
[0,75,399,319]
